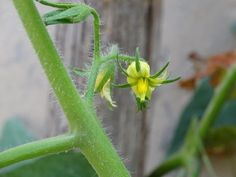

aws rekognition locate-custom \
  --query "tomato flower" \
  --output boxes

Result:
[127,61,168,102]
[115,54,180,110]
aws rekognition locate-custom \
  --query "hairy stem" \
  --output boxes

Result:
[91,9,101,61]
[84,9,101,104]
[0,135,76,168]
[10,0,130,176]
[85,60,100,104]
[102,54,145,62]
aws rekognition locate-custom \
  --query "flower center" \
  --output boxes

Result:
[137,78,148,94]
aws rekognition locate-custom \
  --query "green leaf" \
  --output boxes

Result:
[0,118,35,151]
[0,119,97,177]
[204,126,236,151]
[0,152,97,177]
[0,118,36,173]
[167,78,213,156]
[214,100,236,127]
[167,78,236,156]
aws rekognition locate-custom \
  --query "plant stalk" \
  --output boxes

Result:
[148,153,184,177]
[10,0,130,176]
[84,9,101,104]
[0,135,76,168]
[199,63,236,137]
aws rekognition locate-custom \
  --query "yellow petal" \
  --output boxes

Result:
[127,77,137,85]
[127,61,150,78]
[95,71,116,107]
[100,79,117,107]
[137,78,148,94]
[146,87,154,100]
[131,78,149,101]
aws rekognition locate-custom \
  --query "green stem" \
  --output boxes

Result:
[84,9,101,104]
[91,9,101,61]
[199,63,236,137]
[85,60,100,105]
[0,135,76,168]
[149,63,236,177]
[10,0,130,177]
[148,153,184,177]
[102,54,145,63]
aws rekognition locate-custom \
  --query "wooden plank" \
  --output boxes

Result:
[49,0,162,176]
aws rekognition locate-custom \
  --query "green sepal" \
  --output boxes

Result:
[43,4,91,26]
[150,62,170,78]
[116,57,129,76]
[37,0,77,9]
[44,19,72,26]
[43,9,64,18]
[43,10,72,25]
[135,47,141,72]
[72,67,89,77]
[112,83,132,88]
[136,97,148,111]
[161,77,181,84]
[95,64,115,93]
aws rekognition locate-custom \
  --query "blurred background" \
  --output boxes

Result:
[0,0,236,177]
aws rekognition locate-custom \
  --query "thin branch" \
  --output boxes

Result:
[148,153,184,177]
[102,54,146,63]
[0,135,76,168]
[199,63,236,137]
[84,8,101,104]
[91,9,101,61]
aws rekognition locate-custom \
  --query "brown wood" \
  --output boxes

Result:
[49,0,162,176]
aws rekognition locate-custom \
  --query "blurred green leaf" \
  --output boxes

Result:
[0,118,97,177]
[0,152,97,177]
[167,79,213,155]
[0,118,35,151]
[205,126,236,151]
[0,118,36,173]
[214,100,236,127]
[168,78,236,156]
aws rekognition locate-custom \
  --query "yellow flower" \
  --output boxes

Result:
[126,61,168,102]
[95,69,116,107]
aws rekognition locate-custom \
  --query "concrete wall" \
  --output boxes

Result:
[0,0,236,176]
[0,1,51,136]
[146,0,236,175]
